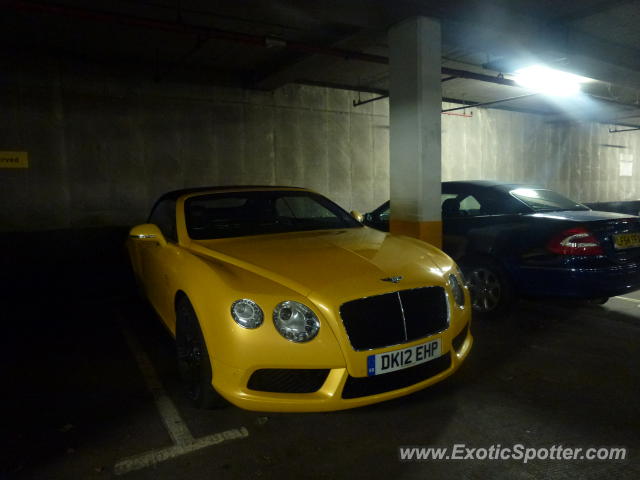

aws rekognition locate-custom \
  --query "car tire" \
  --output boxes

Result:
[461,258,514,318]
[175,297,227,409]
[588,297,609,305]
[133,274,146,301]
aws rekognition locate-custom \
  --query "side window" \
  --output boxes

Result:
[148,199,177,242]
[379,207,390,222]
[459,196,481,215]
[441,193,482,217]
[441,194,461,218]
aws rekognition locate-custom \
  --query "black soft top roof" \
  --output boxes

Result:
[443,180,543,191]
[155,185,307,203]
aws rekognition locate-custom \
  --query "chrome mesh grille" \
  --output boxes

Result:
[339,286,448,351]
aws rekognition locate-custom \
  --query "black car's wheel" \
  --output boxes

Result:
[175,297,227,409]
[462,258,514,317]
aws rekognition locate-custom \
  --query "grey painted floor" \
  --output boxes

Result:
[3,287,639,479]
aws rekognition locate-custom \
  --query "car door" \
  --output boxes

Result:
[440,192,479,259]
[139,198,181,327]
[441,186,527,261]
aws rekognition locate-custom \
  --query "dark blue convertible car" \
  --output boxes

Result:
[364,181,640,316]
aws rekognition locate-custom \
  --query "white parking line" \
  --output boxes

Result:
[613,296,640,304]
[114,427,249,475]
[115,315,249,475]
[119,324,193,445]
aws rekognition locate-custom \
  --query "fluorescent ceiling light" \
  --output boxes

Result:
[514,65,589,97]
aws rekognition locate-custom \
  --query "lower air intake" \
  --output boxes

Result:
[248,368,330,393]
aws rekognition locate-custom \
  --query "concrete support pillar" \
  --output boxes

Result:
[388,17,442,248]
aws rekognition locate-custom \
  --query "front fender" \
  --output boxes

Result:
[172,250,346,374]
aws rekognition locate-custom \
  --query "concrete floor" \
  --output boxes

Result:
[2,261,639,479]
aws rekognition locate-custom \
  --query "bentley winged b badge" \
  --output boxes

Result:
[381,275,403,284]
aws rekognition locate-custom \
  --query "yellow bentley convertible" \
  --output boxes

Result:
[127,186,472,412]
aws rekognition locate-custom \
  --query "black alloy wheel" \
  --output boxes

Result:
[176,297,227,409]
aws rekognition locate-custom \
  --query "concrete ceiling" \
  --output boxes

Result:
[2,0,640,128]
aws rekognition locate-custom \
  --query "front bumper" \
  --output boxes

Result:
[210,322,472,412]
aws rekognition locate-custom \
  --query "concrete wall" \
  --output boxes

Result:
[0,60,389,231]
[1,59,638,232]
[441,103,640,203]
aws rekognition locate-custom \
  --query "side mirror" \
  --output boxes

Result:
[129,224,167,246]
[350,210,364,223]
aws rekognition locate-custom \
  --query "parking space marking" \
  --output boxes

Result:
[613,296,640,304]
[119,324,193,445]
[115,315,249,475]
[114,427,249,475]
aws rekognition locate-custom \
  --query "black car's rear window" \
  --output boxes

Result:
[185,191,362,239]
[509,188,589,212]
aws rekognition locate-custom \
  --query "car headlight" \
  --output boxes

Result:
[231,299,264,329]
[448,272,465,308]
[273,301,320,342]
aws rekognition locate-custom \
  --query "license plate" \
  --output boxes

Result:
[367,338,441,376]
[613,233,640,250]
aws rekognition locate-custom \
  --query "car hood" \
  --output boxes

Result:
[188,227,452,299]
[528,210,638,222]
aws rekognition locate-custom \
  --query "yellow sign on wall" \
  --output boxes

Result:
[0,151,29,168]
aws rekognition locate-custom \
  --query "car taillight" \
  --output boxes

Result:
[547,227,604,256]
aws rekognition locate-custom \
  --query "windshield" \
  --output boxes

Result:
[509,188,589,212]
[185,190,362,239]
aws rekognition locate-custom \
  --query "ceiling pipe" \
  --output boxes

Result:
[443,111,473,117]
[3,0,514,88]
[3,0,390,64]
[296,80,388,96]
[351,73,469,107]
[609,126,640,133]
[441,93,540,113]
[353,94,388,107]
[439,67,516,88]
[6,0,639,114]
[297,79,486,108]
